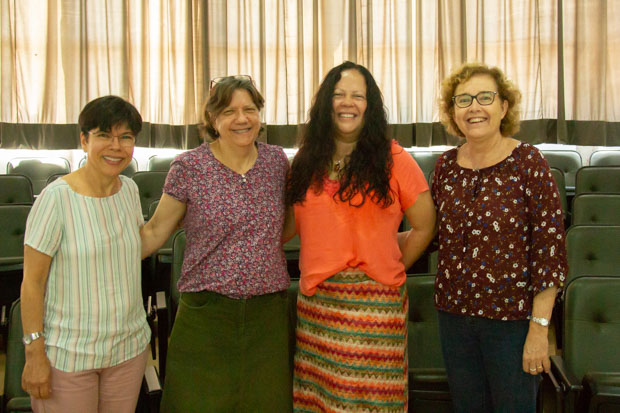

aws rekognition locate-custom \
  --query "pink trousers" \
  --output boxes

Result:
[31,348,149,413]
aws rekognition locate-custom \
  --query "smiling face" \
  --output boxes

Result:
[213,89,261,149]
[452,74,508,142]
[81,122,134,178]
[331,69,367,142]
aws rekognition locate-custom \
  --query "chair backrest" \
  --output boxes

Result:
[563,276,620,379]
[565,225,620,285]
[79,156,138,177]
[147,155,176,172]
[132,171,168,219]
[549,167,568,218]
[0,204,31,267]
[7,157,71,195]
[0,175,34,205]
[171,229,186,309]
[575,166,620,195]
[589,150,620,167]
[409,152,443,182]
[571,194,620,226]
[541,150,582,191]
[407,274,445,371]
[3,299,31,412]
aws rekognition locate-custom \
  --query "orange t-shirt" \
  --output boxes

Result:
[294,141,429,296]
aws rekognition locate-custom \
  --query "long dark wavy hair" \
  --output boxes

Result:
[286,61,393,208]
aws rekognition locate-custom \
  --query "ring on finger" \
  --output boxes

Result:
[529,368,537,372]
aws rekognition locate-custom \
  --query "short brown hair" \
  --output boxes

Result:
[439,62,521,138]
[200,76,264,139]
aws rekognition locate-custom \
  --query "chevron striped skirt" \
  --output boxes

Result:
[293,270,408,412]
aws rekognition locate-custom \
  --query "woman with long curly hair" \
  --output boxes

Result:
[285,61,436,412]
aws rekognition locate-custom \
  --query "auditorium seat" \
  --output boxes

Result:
[0,175,34,205]
[565,225,620,286]
[0,204,31,343]
[571,194,620,226]
[2,299,31,413]
[590,150,620,166]
[575,166,620,195]
[132,171,168,219]
[147,154,176,172]
[409,151,443,182]
[7,157,71,195]
[547,276,620,413]
[406,274,453,412]
[541,150,582,194]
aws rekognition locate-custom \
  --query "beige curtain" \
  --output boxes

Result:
[1,0,618,138]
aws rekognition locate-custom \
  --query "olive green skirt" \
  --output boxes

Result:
[160,289,292,413]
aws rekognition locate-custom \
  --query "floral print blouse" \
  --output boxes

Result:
[163,142,290,299]
[431,143,567,320]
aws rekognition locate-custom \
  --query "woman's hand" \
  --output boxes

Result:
[522,286,558,375]
[522,322,550,375]
[22,340,52,399]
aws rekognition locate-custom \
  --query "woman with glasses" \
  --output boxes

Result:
[285,61,436,412]
[433,62,567,412]
[141,75,291,412]
[21,96,151,413]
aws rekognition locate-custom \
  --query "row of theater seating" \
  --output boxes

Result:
[2,155,176,195]
[2,153,620,412]
[3,149,620,195]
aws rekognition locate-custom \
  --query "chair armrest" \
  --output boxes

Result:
[154,290,169,382]
[583,372,620,398]
[143,364,162,394]
[141,364,162,413]
[550,355,583,393]
[5,396,33,411]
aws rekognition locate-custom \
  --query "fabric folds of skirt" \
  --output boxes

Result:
[293,270,408,412]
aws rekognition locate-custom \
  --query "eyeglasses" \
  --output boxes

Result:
[89,131,136,147]
[209,75,254,91]
[452,91,498,108]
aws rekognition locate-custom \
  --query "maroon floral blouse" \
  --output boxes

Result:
[163,142,290,299]
[431,143,567,320]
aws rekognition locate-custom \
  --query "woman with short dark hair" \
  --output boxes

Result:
[21,95,151,413]
[141,75,292,412]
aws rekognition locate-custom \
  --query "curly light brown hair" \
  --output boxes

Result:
[439,62,522,138]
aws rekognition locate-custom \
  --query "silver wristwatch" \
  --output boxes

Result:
[531,316,550,327]
[22,331,44,345]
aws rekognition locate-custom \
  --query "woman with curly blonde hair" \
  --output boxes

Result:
[432,62,567,412]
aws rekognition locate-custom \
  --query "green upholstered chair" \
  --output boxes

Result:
[575,166,620,195]
[406,274,453,412]
[2,299,32,412]
[409,151,443,183]
[548,276,620,413]
[147,155,176,172]
[0,204,31,344]
[7,157,71,195]
[79,156,138,177]
[541,150,582,194]
[565,225,620,286]
[571,194,620,226]
[132,171,168,219]
[0,175,34,205]
[590,150,620,167]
